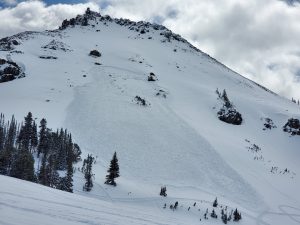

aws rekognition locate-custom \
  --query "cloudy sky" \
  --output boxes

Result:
[1,0,300,99]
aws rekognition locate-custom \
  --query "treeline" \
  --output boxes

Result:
[0,112,81,192]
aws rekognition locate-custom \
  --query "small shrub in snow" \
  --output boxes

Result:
[159,186,167,197]
[156,90,167,98]
[134,96,148,106]
[174,201,178,210]
[204,208,208,219]
[210,209,217,218]
[262,117,276,130]
[221,212,228,224]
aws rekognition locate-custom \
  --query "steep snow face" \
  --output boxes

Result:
[1,11,300,225]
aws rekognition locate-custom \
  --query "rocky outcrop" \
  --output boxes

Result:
[134,96,149,106]
[39,55,57,59]
[42,40,71,52]
[89,50,101,57]
[283,118,300,135]
[218,107,242,125]
[148,72,156,81]
[216,89,243,125]
[0,58,24,83]
[0,37,19,51]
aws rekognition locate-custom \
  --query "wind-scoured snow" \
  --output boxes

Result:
[0,11,300,225]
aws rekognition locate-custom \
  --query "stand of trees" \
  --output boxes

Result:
[0,112,81,192]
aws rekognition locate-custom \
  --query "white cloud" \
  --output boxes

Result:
[0,1,99,38]
[1,0,300,99]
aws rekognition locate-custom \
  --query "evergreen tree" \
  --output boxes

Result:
[60,161,73,192]
[233,208,242,221]
[83,154,94,191]
[18,112,34,152]
[46,155,59,188]
[174,201,178,210]
[60,139,74,193]
[37,118,48,157]
[4,116,17,151]
[204,208,208,220]
[38,151,49,186]
[10,148,35,181]
[210,209,217,218]
[0,116,17,175]
[57,129,67,170]
[72,143,82,163]
[31,121,38,150]
[222,90,231,108]
[221,209,228,224]
[0,113,5,151]
[104,152,119,186]
[213,197,218,207]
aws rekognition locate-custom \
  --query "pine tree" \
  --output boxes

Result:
[213,197,218,207]
[31,121,38,150]
[61,161,73,192]
[83,154,94,191]
[174,201,178,210]
[4,115,17,151]
[72,143,82,163]
[221,209,228,224]
[0,116,17,175]
[45,155,59,188]
[0,113,5,151]
[10,148,35,181]
[18,112,34,152]
[38,151,49,186]
[233,208,242,221]
[61,138,74,193]
[104,152,119,186]
[222,90,231,108]
[210,209,217,218]
[57,129,67,170]
[37,118,48,157]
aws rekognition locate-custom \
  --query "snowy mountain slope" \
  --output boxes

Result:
[0,175,213,225]
[4,174,288,225]
[1,10,300,224]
